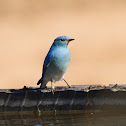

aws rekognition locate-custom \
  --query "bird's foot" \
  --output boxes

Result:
[51,90,54,95]
[51,85,55,94]
[68,86,71,88]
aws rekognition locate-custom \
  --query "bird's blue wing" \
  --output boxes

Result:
[42,52,53,78]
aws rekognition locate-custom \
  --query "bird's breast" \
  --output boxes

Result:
[53,48,70,71]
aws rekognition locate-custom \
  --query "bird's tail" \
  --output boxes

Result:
[37,78,42,85]
[37,77,47,89]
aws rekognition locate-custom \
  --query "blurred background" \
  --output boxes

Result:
[0,0,126,89]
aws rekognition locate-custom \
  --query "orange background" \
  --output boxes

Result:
[1,0,126,89]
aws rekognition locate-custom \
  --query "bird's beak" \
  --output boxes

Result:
[67,38,74,45]
[69,38,75,42]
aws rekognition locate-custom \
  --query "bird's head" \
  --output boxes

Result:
[53,36,74,47]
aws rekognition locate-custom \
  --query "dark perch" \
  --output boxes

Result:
[0,84,126,113]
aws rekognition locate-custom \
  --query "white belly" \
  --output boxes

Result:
[43,47,70,83]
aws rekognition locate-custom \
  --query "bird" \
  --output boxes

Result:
[37,36,74,89]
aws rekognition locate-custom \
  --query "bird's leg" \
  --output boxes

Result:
[63,79,71,88]
[51,79,54,94]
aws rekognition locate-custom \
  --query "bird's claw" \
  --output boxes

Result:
[51,86,54,95]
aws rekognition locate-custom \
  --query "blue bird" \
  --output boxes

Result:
[37,36,74,89]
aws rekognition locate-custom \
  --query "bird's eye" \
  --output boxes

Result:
[60,39,65,41]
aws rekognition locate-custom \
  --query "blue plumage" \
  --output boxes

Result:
[37,36,74,88]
